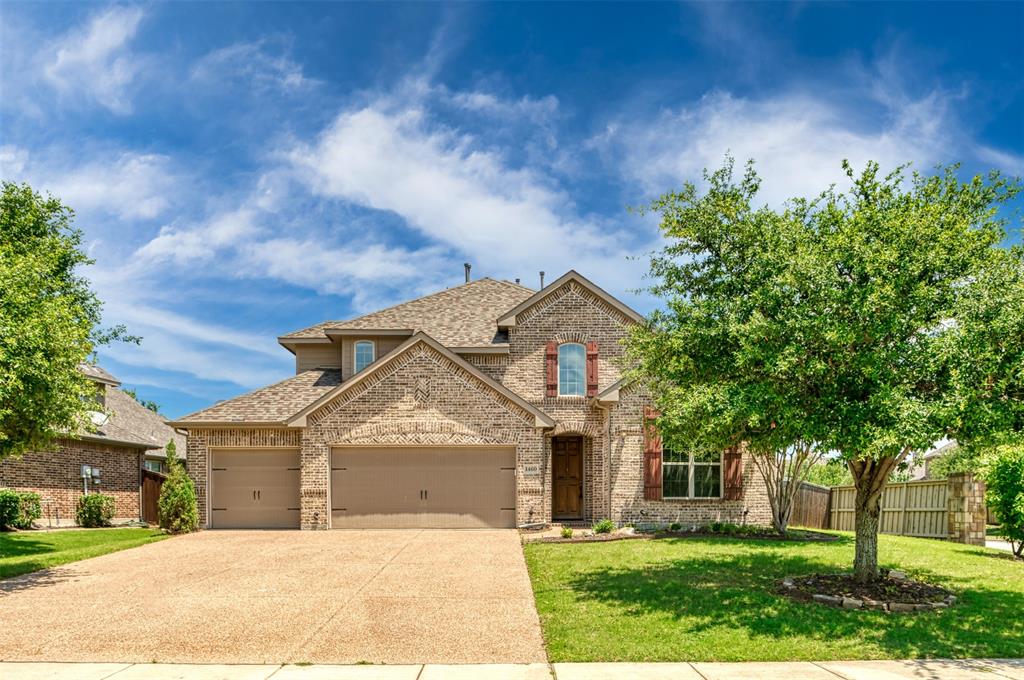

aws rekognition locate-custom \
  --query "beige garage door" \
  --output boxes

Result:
[211,449,300,529]
[331,446,516,528]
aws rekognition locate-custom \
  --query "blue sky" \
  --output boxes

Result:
[2,2,1022,419]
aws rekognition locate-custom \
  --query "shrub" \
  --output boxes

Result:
[76,493,115,527]
[0,489,40,529]
[669,522,682,532]
[158,442,199,534]
[560,526,573,539]
[0,489,20,529]
[592,518,615,534]
[13,491,41,529]
[982,445,1024,558]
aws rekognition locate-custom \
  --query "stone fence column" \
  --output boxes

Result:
[947,472,986,546]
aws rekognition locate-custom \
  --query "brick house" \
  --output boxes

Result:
[171,271,770,530]
[0,364,185,525]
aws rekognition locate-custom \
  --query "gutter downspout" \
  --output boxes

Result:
[594,400,613,521]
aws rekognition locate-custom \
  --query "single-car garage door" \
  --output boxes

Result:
[331,446,516,528]
[211,449,300,529]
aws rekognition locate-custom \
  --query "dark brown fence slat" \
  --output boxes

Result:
[789,481,831,529]
[142,469,167,525]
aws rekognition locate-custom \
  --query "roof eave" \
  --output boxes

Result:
[166,420,289,429]
[76,433,162,450]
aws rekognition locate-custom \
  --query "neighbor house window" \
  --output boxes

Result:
[663,447,722,498]
[557,343,586,396]
[354,340,375,373]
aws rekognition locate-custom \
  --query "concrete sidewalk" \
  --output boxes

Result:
[2,660,1023,679]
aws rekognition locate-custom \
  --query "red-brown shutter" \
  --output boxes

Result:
[585,340,599,397]
[642,406,663,500]
[545,341,558,397]
[723,447,744,500]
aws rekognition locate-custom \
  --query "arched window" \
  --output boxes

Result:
[558,343,586,396]
[353,340,375,373]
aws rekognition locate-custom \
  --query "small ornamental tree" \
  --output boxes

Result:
[158,441,199,534]
[628,158,1021,581]
[982,445,1024,558]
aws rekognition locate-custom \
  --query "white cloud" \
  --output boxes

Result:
[450,91,559,124]
[598,89,967,207]
[1,145,179,221]
[190,40,316,93]
[136,208,262,263]
[43,6,146,114]
[288,103,642,289]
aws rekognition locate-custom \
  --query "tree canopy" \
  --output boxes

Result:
[0,182,135,460]
[627,158,1022,580]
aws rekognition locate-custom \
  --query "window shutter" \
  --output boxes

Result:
[723,447,744,500]
[545,341,558,397]
[642,406,662,501]
[585,340,599,397]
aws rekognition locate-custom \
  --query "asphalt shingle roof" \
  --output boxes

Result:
[280,278,534,347]
[85,387,186,456]
[176,369,342,424]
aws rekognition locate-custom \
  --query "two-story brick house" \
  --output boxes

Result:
[172,271,770,530]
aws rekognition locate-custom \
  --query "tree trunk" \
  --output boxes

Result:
[853,477,881,582]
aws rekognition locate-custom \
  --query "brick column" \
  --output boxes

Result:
[948,472,986,546]
[300,429,329,530]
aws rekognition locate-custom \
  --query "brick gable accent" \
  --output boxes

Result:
[301,342,545,529]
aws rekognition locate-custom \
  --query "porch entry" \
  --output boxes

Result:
[552,436,584,520]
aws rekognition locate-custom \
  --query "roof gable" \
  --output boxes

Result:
[289,332,554,428]
[497,270,643,328]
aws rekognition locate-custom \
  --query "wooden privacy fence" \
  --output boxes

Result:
[829,479,949,538]
[789,481,831,529]
[142,469,166,525]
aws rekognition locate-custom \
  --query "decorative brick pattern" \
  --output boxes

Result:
[303,341,544,528]
[947,472,987,546]
[0,439,142,522]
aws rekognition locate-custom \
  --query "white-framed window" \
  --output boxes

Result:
[557,343,586,396]
[143,459,164,473]
[662,447,722,499]
[353,340,375,373]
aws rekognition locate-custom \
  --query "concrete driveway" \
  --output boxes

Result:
[0,530,546,665]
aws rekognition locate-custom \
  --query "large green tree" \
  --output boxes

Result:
[627,159,1021,581]
[0,182,135,460]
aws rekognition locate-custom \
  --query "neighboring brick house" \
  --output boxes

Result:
[0,364,185,525]
[171,271,770,530]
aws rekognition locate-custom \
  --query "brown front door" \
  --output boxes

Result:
[552,437,583,519]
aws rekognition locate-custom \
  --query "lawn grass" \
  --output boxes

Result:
[524,531,1024,662]
[0,528,168,579]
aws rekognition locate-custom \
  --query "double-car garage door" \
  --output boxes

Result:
[210,446,516,529]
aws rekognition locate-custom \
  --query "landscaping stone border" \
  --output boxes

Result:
[780,571,957,612]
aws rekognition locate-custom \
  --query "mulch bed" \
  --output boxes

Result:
[522,527,839,544]
[779,569,956,612]
[655,529,839,542]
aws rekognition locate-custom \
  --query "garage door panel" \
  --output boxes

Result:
[331,446,516,529]
[211,449,300,529]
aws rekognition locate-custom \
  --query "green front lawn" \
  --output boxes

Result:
[0,528,168,579]
[524,532,1024,662]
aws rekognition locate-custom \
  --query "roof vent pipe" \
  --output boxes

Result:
[540,271,545,288]
[464,263,471,283]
